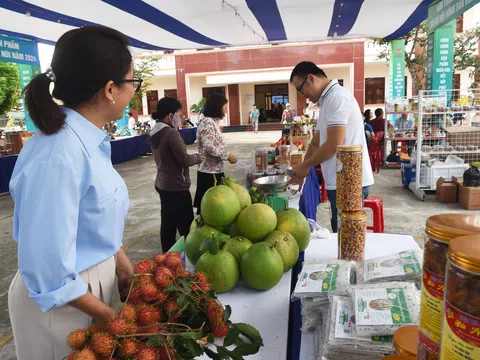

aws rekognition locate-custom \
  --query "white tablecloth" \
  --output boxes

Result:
[299,233,421,360]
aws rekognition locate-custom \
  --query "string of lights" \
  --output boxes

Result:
[221,0,267,43]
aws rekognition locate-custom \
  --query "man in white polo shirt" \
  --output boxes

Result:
[290,62,374,232]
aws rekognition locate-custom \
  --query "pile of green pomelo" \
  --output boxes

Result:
[185,178,311,293]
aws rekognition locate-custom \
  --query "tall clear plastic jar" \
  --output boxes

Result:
[393,325,418,358]
[439,235,480,359]
[336,145,363,212]
[339,211,367,261]
[418,214,480,360]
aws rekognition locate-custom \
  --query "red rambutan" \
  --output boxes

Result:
[140,282,159,301]
[137,306,162,326]
[165,300,180,321]
[73,348,96,360]
[195,271,208,283]
[164,256,183,272]
[166,251,182,259]
[206,300,224,324]
[154,266,174,289]
[140,323,161,335]
[212,322,229,338]
[87,324,102,336]
[67,329,88,350]
[119,339,140,358]
[154,290,169,304]
[118,304,137,323]
[127,286,143,303]
[135,346,158,360]
[134,259,156,275]
[158,346,177,360]
[91,332,116,357]
[153,253,167,266]
[108,318,130,336]
[176,268,191,278]
[128,323,139,335]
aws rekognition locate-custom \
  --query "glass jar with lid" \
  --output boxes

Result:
[393,325,418,358]
[336,145,363,212]
[339,211,367,261]
[418,214,480,360]
[439,235,480,359]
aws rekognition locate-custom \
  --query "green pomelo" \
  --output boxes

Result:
[263,230,300,272]
[229,182,252,210]
[236,203,277,242]
[185,226,221,265]
[196,250,239,293]
[241,242,284,291]
[222,236,254,264]
[275,208,311,251]
[201,185,241,228]
[190,215,205,233]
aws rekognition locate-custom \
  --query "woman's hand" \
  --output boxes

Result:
[94,306,117,329]
[115,248,134,302]
[227,153,238,164]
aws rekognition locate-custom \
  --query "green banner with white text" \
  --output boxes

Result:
[426,20,455,95]
[428,0,480,33]
[388,40,405,100]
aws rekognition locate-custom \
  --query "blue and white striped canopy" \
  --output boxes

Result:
[0,0,433,51]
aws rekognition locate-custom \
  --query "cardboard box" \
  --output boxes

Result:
[436,177,458,203]
[452,176,464,201]
[445,126,480,147]
[459,184,480,210]
[290,152,305,168]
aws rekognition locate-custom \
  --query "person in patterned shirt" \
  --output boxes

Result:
[193,94,238,214]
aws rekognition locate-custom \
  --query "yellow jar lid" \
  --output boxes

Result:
[337,145,362,152]
[393,325,418,358]
[448,235,480,273]
[340,210,367,220]
[426,214,480,243]
[381,356,415,360]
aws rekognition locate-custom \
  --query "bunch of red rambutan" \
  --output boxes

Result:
[65,252,233,360]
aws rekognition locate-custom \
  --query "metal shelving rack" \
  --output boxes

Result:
[409,89,480,200]
[384,97,419,168]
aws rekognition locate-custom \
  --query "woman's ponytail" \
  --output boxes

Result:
[24,74,65,135]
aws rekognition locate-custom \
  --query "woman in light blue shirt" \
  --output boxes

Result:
[8,26,139,360]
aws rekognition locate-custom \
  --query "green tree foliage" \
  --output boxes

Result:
[0,62,20,116]
[374,21,480,92]
[131,57,161,110]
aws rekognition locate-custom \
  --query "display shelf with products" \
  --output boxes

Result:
[383,97,419,168]
[409,88,480,200]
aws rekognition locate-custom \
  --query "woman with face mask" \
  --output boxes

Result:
[149,97,204,251]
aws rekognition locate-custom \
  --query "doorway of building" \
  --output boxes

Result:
[254,83,289,122]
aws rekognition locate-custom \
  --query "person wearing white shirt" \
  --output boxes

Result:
[290,62,374,232]
[127,112,135,130]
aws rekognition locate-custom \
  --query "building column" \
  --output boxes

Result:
[353,42,365,111]
[228,84,240,126]
[175,55,187,112]
[297,92,307,116]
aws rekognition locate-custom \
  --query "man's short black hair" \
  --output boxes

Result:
[128,112,133,116]
[290,61,327,82]
[374,108,384,117]
[253,104,256,107]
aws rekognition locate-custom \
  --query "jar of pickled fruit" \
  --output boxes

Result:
[418,214,480,360]
[439,235,480,359]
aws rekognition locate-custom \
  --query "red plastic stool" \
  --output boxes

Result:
[363,196,385,233]
[315,168,328,203]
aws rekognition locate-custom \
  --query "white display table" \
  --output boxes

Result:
[298,233,421,360]
[192,233,420,360]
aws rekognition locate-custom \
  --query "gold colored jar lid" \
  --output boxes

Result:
[337,145,362,152]
[340,210,367,221]
[448,235,480,273]
[381,356,415,360]
[393,325,418,358]
[426,214,480,243]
